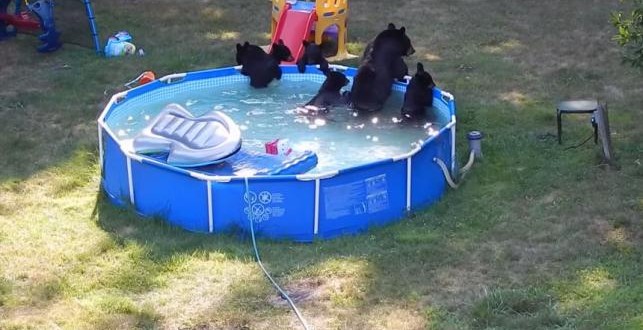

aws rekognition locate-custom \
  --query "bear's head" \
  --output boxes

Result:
[320,69,350,92]
[235,41,250,65]
[302,40,321,52]
[302,40,323,59]
[414,63,435,89]
[373,23,415,57]
[271,39,294,62]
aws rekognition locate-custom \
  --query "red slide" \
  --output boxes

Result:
[270,3,317,64]
[0,11,40,31]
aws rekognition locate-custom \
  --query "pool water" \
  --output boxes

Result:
[106,78,448,173]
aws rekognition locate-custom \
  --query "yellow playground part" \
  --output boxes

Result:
[270,0,353,61]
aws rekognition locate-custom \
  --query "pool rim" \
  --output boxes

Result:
[98,64,456,182]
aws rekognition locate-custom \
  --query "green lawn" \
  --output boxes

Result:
[1,0,641,329]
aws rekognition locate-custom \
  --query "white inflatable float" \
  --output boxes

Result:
[132,104,242,167]
[130,104,318,174]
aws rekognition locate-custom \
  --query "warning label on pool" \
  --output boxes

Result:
[244,190,285,223]
[324,174,390,219]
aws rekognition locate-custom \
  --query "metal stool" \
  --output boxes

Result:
[556,100,599,144]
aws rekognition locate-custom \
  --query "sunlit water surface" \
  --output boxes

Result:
[106,79,447,173]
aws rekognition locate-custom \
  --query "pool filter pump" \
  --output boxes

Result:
[467,130,484,159]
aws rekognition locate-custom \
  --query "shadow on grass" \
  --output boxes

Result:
[92,190,253,266]
[89,175,505,329]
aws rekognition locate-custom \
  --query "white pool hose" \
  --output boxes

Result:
[434,149,476,189]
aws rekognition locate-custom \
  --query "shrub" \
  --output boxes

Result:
[612,0,643,68]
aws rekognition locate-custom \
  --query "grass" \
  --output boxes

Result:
[471,288,564,329]
[1,0,642,329]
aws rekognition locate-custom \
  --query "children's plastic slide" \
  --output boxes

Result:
[270,2,316,64]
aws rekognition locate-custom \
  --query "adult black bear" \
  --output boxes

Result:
[305,68,350,109]
[235,40,294,88]
[401,63,436,121]
[296,40,329,73]
[350,23,415,113]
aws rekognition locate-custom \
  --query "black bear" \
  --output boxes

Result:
[350,23,415,113]
[235,41,262,66]
[235,39,294,88]
[400,62,436,121]
[297,40,329,73]
[305,68,350,110]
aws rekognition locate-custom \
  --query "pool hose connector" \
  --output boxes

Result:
[434,130,484,189]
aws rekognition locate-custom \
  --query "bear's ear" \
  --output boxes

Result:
[244,41,250,47]
[387,23,396,30]
[417,62,424,73]
[400,27,406,34]
[236,43,242,50]
[278,39,285,45]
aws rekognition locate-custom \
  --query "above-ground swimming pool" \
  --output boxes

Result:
[99,65,456,242]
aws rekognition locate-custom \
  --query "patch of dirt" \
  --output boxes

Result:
[539,191,561,206]
[427,263,491,310]
[267,277,345,307]
[499,90,529,107]
[588,218,637,250]
[363,306,426,330]
[603,85,625,100]
[588,218,613,243]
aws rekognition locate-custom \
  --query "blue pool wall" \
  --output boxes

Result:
[98,65,456,242]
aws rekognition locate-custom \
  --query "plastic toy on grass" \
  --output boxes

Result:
[124,71,155,89]
[104,31,137,57]
[269,0,354,64]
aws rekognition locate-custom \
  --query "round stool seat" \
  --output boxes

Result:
[557,100,598,113]
[556,99,599,144]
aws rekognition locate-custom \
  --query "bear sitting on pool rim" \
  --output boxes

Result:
[297,40,329,74]
[401,62,436,122]
[235,40,294,88]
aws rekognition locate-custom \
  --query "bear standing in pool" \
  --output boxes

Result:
[235,40,294,88]
[296,40,329,73]
[350,23,415,113]
[400,62,436,122]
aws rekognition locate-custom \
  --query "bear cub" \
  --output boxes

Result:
[297,40,329,73]
[305,68,350,110]
[235,40,294,88]
[400,62,436,121]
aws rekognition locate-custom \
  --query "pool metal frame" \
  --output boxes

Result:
[98,65,456,242]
